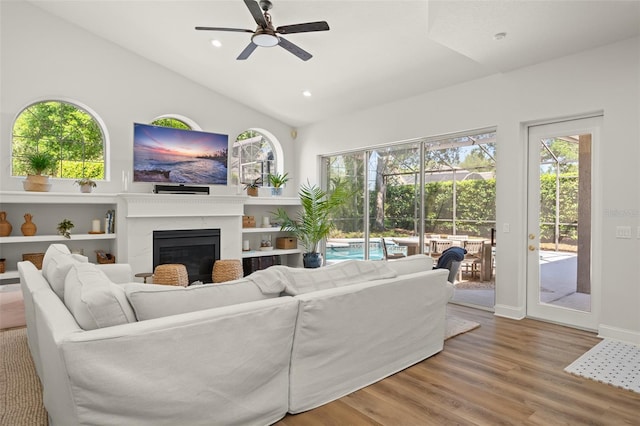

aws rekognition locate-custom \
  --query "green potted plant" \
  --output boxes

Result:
[23,152,56,192]
[75,178,97,193]
[268,172,289,196]
[243,177,262,197]
[273,180,350,268]
[56,219,74,239]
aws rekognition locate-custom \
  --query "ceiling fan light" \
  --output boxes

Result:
[252,33,279,47]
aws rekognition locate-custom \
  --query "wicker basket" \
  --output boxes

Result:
[153,264,189,287]
[0,259,5,274]
[96,253,116,264]
[22,252,45,270]
[212,259,243,283]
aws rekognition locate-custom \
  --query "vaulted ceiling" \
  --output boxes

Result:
[28,0,640,127]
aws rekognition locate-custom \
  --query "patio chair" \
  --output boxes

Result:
[461,240,484,279]
[434,246,466,284]
[381,238,406,260]
[429,239,453,259]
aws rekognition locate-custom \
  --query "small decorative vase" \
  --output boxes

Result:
[0,211,12,237]
[21,213,37,236]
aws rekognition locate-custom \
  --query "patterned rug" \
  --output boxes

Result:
[565,339,640,393]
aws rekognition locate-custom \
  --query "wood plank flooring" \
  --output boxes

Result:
[276,304,640,425]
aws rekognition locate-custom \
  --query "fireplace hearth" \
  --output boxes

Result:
[153,229,220,284]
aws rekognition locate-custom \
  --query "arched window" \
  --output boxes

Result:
[231,129,283,186]
[11,100,106,179]
[150,117,192,130]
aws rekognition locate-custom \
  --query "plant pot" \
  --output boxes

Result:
[247,187,259,197]
[79,184,93,193]
[303,252,323,268]
[21,213,37,236]
[23,174,52,192]
[271,187,283,196]
[0,211,12,237]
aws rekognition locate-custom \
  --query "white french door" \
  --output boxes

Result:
[526,116,601,330]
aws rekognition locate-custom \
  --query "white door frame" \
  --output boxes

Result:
[526,116,602,331]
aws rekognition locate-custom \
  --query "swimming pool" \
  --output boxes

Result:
[325,240,406,261]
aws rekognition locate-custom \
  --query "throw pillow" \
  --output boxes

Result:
[46,253,89,300]
[123,279,277,321]
[64,263,136,330]
[280,260,397,295]
[41,244,71,281]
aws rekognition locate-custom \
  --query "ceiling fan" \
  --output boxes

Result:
[195,0,330,61]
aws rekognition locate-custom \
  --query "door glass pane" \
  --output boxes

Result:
[325,153,366,263]
[538,135,591,312]
[368,143,421,260]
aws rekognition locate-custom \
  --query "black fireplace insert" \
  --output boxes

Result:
[153,229,220,284]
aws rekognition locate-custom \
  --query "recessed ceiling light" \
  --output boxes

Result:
[302,90,312,97]
[210,39,222,48]
[493,32,507,41]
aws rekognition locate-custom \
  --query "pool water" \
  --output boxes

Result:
[326,246,385,261]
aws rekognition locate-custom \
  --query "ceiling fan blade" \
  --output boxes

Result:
[243,0,267,28]
[276,21,330,34]
[278,36,312,61]
[237,42,258,60]
[195,26,254,33]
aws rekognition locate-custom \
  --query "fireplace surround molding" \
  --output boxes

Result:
[116,194,246,278]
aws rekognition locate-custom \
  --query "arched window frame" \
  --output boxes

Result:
[231,128,284,186]
[151,114,200,131]
[11,98,110,181]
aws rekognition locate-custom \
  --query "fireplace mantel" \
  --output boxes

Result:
[118,193,245,218]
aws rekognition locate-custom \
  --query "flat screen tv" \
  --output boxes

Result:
[133,123,228,185]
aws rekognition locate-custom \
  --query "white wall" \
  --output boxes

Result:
[0,1,296,196]
[296,37,640,342]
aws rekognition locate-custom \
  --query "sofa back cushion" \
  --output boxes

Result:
[279,260,397,295]
[123,279,277,321]
[385,254,434,276]
[45,253,89,300]
[41,243,71,278]
[64,263,136,330]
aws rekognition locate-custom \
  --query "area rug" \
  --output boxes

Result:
[0,327,48,425]
[445,315,480,340]
[564,339,640,393]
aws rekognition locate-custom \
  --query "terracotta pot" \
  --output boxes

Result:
[21,213,37,236]
[0,211,12,237]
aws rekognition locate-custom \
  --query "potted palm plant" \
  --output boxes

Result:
[23,152,56,192]
[273,180,350,268]
[268,172,289,196]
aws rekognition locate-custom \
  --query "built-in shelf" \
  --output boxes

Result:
[241,227,283,233]
[0,271,20,280]
[0,233,116,244]
[241,248,301,258]
[0,191,118,204]
[244,197,300,206]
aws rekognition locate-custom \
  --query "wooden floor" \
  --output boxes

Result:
[276,304,640,426]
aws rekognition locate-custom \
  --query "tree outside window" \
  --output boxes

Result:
[12,101,105,179]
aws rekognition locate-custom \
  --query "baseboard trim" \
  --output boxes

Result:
[493,304,525,320]
[598,324,640,345]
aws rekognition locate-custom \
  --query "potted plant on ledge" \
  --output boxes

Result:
[243,177,262,197]
[268,172,289,196]
[23,152,56,192]
[75,178,97,193]
[273,180,350,268]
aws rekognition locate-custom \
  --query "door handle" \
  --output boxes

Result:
[529,245,537,251]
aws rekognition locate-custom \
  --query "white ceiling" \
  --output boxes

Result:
[28,0,640,128]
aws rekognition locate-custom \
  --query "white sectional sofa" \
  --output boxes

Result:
[19,244,451,425]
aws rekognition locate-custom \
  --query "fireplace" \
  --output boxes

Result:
[153,229,220,284]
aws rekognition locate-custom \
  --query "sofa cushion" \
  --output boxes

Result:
[123,279,278,321]
[64,263,136,330]
[385,254,434,276]
[279,260,397,295]
[41,244,71,281]
[46,253,89,300]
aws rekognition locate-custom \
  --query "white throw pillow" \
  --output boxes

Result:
[41,244,71,281]
[46,253,89,300]
[123,279,277,321]
[280,260,397,295]
[64,263,136,330]
[386,254,434,276]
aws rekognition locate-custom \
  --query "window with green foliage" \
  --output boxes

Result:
[231,130,276,186]
[150,117,191,130]
[12,101,105,179]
